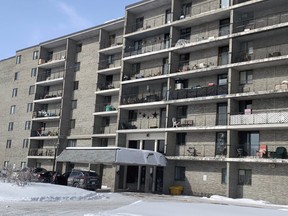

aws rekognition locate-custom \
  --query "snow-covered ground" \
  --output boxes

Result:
[0,182,287,216]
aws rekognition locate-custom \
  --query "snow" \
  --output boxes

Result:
[0,182,288,216]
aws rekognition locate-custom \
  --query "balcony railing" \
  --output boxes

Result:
[230,111,288,125]
[176,144,222,157]
[37,71,64,82]
[96,81,120,91]
[128,14,169,33]
[31,129,59,137]
[98,58,122,70]
[234,10,288,33]
[35,90,63,100]
[38,51,66,65]
[234,44,288,63]
[98,124,117,134]
[101,35,123,49]
[175,59,220,73]
[124,39,171,57]
[95,103,117,113]
[28,148,56,157]
[32,110,60,118]
[169,85,228,100]
[170,114,227,127]
[121,91,163,105]
[123,65,170,81]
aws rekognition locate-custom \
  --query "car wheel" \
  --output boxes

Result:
[73,182,80,188]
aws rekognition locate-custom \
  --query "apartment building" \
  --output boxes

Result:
[1,0,288,205]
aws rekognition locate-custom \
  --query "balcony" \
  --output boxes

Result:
[234,10,288,33]
[34,90,63,101]
[36,71,64,83]
[31,128,59,138]
[128,14,169,34]
[230,111,288,125]
[98,124,117,134]
[96,81,120,91]
[28,148,56,157]
[176,144,224,158]
[95,103,117,113]
[124,39,171,58]
[121,91,163,105]
[32,110,60,121]
[98,58,122,70]
[38,51,66,69]
[233,44,288,63]
[100,35,123,50]
[123,65,169,81]
[169,85,228,100]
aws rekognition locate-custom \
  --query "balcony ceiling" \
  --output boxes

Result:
[126,0,169,14]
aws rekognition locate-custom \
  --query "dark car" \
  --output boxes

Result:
[37,171,57,183]
[67,169,101,190]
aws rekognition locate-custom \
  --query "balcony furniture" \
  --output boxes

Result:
[270,147,287,159]
[187,147,198,156]
[105,105,116,111]
[172,118,180,127]
[256,144,268,158]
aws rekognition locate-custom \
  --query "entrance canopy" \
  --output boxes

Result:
[57,147,167,166]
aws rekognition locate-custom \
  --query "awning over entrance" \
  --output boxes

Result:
[57,147,167,166]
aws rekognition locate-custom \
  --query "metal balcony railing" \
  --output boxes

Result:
[234,44,288,63]
[121,91,163,105]
[230,111,288,125]
[101,35,123,49]
[124,38,171,57]
[96,81,120,91]
[169,85,228,100]
[38,51,66,65]
[28,148,56,156]
[98,58,122,70]
[35,90,63,100]
[176,144,221,157]
[95,103,117,112]
[175,58,220,73]
[128,14,169,33]
[32,109,61,118]
[234,10,288,33]
[98,124,117,134]
[37,71,64,82]
[31,128,59,137]
[123,65,170,81]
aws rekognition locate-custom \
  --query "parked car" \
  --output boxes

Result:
[67,169,101,190]
[37,171,57,183]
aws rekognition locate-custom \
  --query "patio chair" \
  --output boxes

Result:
[257,144,267,158]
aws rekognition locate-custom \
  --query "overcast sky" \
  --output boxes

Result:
[0,0,139,60]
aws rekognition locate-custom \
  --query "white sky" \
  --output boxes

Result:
[0,182,288,216]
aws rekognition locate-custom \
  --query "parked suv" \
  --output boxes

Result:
[67,169,101,190]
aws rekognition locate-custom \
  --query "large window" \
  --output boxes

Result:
[175,166,185,181]
[176,133,186,145]
[238,169,252,185]
[239,131,259,156]
[240,70,253,84]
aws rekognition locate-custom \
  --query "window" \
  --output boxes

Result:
[176,106,187,118]
[219,18,230,36]
[109,34,116,46]
[218,74,228,85]
[179,53,190,68]
[29,85,35,95]
[100,138,108,147]
[216,132,227,156]
[67,139,77,147]
[221,0,230,8]
[73,81,79,90]
[135,17,144,30]
[221,168,227,184]
[6,140,12,148]
[180,28,191,40]
[239,131,259,156]
[21,162,26,169]
[27,103,33,112]
[33,51,39,60]
[217,103,227,125]
[14,72,19,80]
[238,169,252,185]
[76,44,82,53]
[132,63,141,74]
[175,166,185,181]
[31,68,37,77]
[10,105,16,114]
[176,133,186,145]
[128,110,137,122]
[25,121,31,130]
[239,100,252,114]
[102,117,110,127]
[181,3,192,18]
[165,9,172,24]
[108,55,114,64]
[16,55,21,64]
[240,70,253,84]
[134,40,142,53]
[70,119,76,129]
[72,100,77,109]
[4,161,9,168]
[74,62,80,72]
[23,139,29,148]
[218,46,229,65]
[12,88,18,97]
[157,140,165,154]
[8,122,14,131]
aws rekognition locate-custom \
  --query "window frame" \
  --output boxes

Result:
[23,139,29,148]
[33,51,39,60]
[73,81,79,90]
[221,168,227,184]
[175,166,185,181]
[31,68,37,77]
[27,103,33,112]
[25,121,31,130]
[12,88,18,97]
[14,72,19,81]
[16,55,21,64]
[10,105,16,114]
[240,70,253,85]
[8,122,14,131]
[238,169,252,185]
[29,85,35,95]
[6,140,12,149]
[70,119,76,129]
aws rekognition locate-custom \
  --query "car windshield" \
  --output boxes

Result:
[85,172,98,177]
